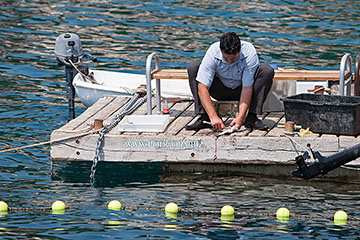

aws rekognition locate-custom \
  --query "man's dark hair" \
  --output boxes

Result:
[220,32,241,54]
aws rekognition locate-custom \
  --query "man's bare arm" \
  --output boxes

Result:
[230,85,253,128]
[198,83,225,130]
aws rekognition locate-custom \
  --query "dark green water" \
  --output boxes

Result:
[0,0,360,239]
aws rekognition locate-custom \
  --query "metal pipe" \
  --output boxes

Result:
[145,52,161,115]
[355,54,360,96]
[339,53,352,96]
[292,142,360,180]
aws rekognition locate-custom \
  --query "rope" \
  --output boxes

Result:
[68,59,136,95]
[68,59,98,84]
[116,206,360,222]
[89,91,147,185]
[7,206,70,212]
[4,205,360,222]
[282,134,310,156]
[0,130,97,154]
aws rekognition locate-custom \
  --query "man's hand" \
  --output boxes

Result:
[229,117,242,128]
[210,116,225,130]
[198,83,225,130]
[229,85,253,129]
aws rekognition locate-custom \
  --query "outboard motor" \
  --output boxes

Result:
[55,33,97,121]
[55,33,83,67]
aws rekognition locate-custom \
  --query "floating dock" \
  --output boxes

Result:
[50,94,360,182]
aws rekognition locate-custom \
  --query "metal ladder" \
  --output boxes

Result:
[339,53,353,96]
[340,53,360,96]
[145,52,162,115]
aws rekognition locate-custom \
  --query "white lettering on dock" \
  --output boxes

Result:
[124,140,204,149]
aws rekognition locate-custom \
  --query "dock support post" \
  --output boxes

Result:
[93,119,103,133]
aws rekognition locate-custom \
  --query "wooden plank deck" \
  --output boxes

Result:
[50,95,360,181]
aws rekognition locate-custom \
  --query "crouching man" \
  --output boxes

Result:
[186,32,274,131]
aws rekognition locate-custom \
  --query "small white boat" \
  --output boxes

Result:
[73,69,193,107]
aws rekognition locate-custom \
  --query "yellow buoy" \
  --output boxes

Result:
[221,214,235,222]
[334,210,347,225]
[52,200,66,214]
[0,201,8,212]
[52,201,65,211]
[164,202,178,214]
[276,207,290,220]
[221,205,235,216]
[107,200,122,211]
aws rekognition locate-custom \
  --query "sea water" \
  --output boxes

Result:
[0,0,360,239]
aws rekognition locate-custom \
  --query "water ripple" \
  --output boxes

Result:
[0,0,360,238]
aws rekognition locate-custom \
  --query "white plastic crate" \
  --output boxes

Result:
[118,115,170,132]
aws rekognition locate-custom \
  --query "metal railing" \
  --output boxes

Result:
[339,53,352,96]
[145,52,162,115]
[145,52,357,104]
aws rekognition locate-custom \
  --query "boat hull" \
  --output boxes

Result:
[73,69,193,107]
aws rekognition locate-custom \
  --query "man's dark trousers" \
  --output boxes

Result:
[187,61,274,116]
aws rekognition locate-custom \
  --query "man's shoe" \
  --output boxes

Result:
[244,113,268,131]
[185,115,212,131]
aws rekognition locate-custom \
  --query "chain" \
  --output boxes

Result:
[90,90,147,185]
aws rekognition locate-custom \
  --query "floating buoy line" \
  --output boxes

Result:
[0,200,357,225]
